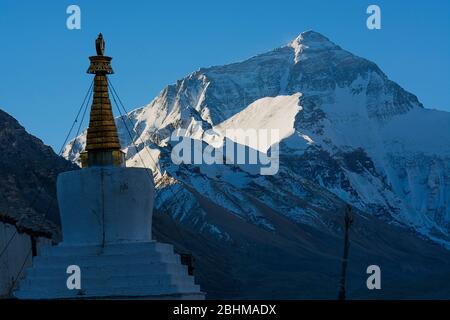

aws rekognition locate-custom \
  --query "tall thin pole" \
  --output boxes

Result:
[338,204,353,300]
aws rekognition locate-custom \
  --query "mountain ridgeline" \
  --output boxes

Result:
[0,109,76,236]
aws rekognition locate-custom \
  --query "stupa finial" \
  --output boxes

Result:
[80,34,125,168]
[96,33,105,56]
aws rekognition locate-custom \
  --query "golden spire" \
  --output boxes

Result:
[80,33,125,168]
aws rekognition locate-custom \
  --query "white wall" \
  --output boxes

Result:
[57,167,154,245]
[0,221,51,298]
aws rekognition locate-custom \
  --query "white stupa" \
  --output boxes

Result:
[14,34,204,300]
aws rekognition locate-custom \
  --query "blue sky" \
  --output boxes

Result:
[1,0,449,151]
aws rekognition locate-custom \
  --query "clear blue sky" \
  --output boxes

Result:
[1,0,449,151]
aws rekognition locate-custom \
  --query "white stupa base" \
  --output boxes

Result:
[14,241,205,300]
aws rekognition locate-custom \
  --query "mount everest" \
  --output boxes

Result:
[65,30,450,247]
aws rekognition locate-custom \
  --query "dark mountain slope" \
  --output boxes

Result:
[0,109,76,236]
[152,183,450,299]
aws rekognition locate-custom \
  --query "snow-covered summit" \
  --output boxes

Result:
[288,30,340,62]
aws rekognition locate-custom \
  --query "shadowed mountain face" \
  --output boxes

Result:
[153,199,450,299]
[58,30,450,298]
[0,109,76,236]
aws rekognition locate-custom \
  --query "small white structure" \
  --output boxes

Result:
[0,216,52,298]
[14,168,204,299]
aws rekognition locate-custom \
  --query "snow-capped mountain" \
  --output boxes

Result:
[64,30,450,249]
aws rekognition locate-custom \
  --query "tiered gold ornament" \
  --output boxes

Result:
[80,33,125,168]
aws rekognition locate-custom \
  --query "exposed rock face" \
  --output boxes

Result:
[0,109,76,237]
